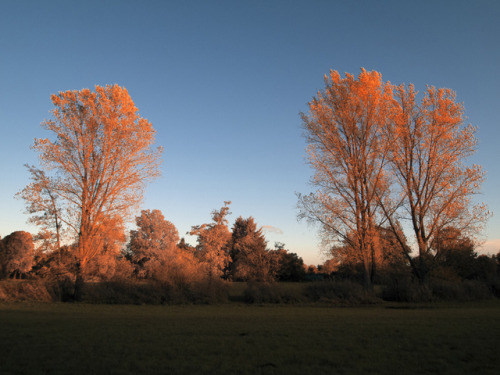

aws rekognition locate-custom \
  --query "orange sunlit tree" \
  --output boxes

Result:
[300,69,489,285]
[299,69,393,288]
[190,202,232,283]
[127,209,180,279]
[382,84,488,281]
[21,85,162,292]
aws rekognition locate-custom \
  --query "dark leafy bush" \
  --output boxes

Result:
[80,279,229,305]
[189,278,229,304]
[431,280,492,301]
[243,281,305,304]
[81,281,164,304]
[305,280,380,304]
[42,277,77,302]
[381,279,434,303]
[382,278,494,302]
[488,279,500,298]
[0,279,54,302]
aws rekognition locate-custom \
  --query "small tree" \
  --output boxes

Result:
[0,231,34,278]
[17,165,63,251]
[268,243,306,281]
[429,227,477,281]
[128,209,179,279]
[229,217,270,281]
[190,202,232,281]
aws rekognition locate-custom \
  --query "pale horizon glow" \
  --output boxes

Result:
[477,239,500,256]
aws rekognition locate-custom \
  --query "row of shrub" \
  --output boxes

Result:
[242,280,382,304]
[381,278,499,302]
[0,277,230,305]
[244,280,500,304]
[3,277,498,305]
[0,279,379,305]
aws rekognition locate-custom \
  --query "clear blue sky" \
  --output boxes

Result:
[1,0,499,264]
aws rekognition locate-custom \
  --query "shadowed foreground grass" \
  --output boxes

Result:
[0,301,499,374]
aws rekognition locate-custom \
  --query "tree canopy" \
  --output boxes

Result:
[229,216,269,281]
[128,209,179,278]
[190,202,232,281]
[383,84,487,280]
[299,69,393,287]
[300,69,488,285]
[0,231,34,278]
[20,85,162,276]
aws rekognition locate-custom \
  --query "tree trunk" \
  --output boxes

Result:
[74,261,85,301]
[416,254,428,284]
[362,254,373,290]
[415,238,429,284]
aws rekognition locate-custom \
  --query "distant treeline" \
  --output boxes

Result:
[1,206,499,304]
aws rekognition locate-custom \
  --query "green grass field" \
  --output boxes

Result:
[1,301,499,374]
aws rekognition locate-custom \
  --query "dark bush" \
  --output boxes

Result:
[381,279,433,302]
[80,279,229,305]
[0,279,54,302]
[382,279,494,302]
[488,279,500,298]
[243,281,304,304]
[431,280,492,301]
[81,281,164,304]
[44,277,77,302]
[334,263,365,283]
[189,278,229,304]
[459,280,493,300]
[305,280,380,304]
[473,255,498,282]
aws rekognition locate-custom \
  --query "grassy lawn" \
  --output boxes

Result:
[1,301,499,374]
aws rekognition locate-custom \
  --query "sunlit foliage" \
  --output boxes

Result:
[128,209,180,279]
[0,231,34,278]
[85,215,128,281]
[300,69,488,284]
[190,202,232,281]
[383,84,488,280]
[299,69,393,287]
[22,85,162,278]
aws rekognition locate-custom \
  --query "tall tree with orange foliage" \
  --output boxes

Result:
[299,69,393,288]
[23,85,162,285]
[382,84,488,281]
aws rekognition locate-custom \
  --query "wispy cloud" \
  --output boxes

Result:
[477,238,500,255]
[262,225,284,235]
